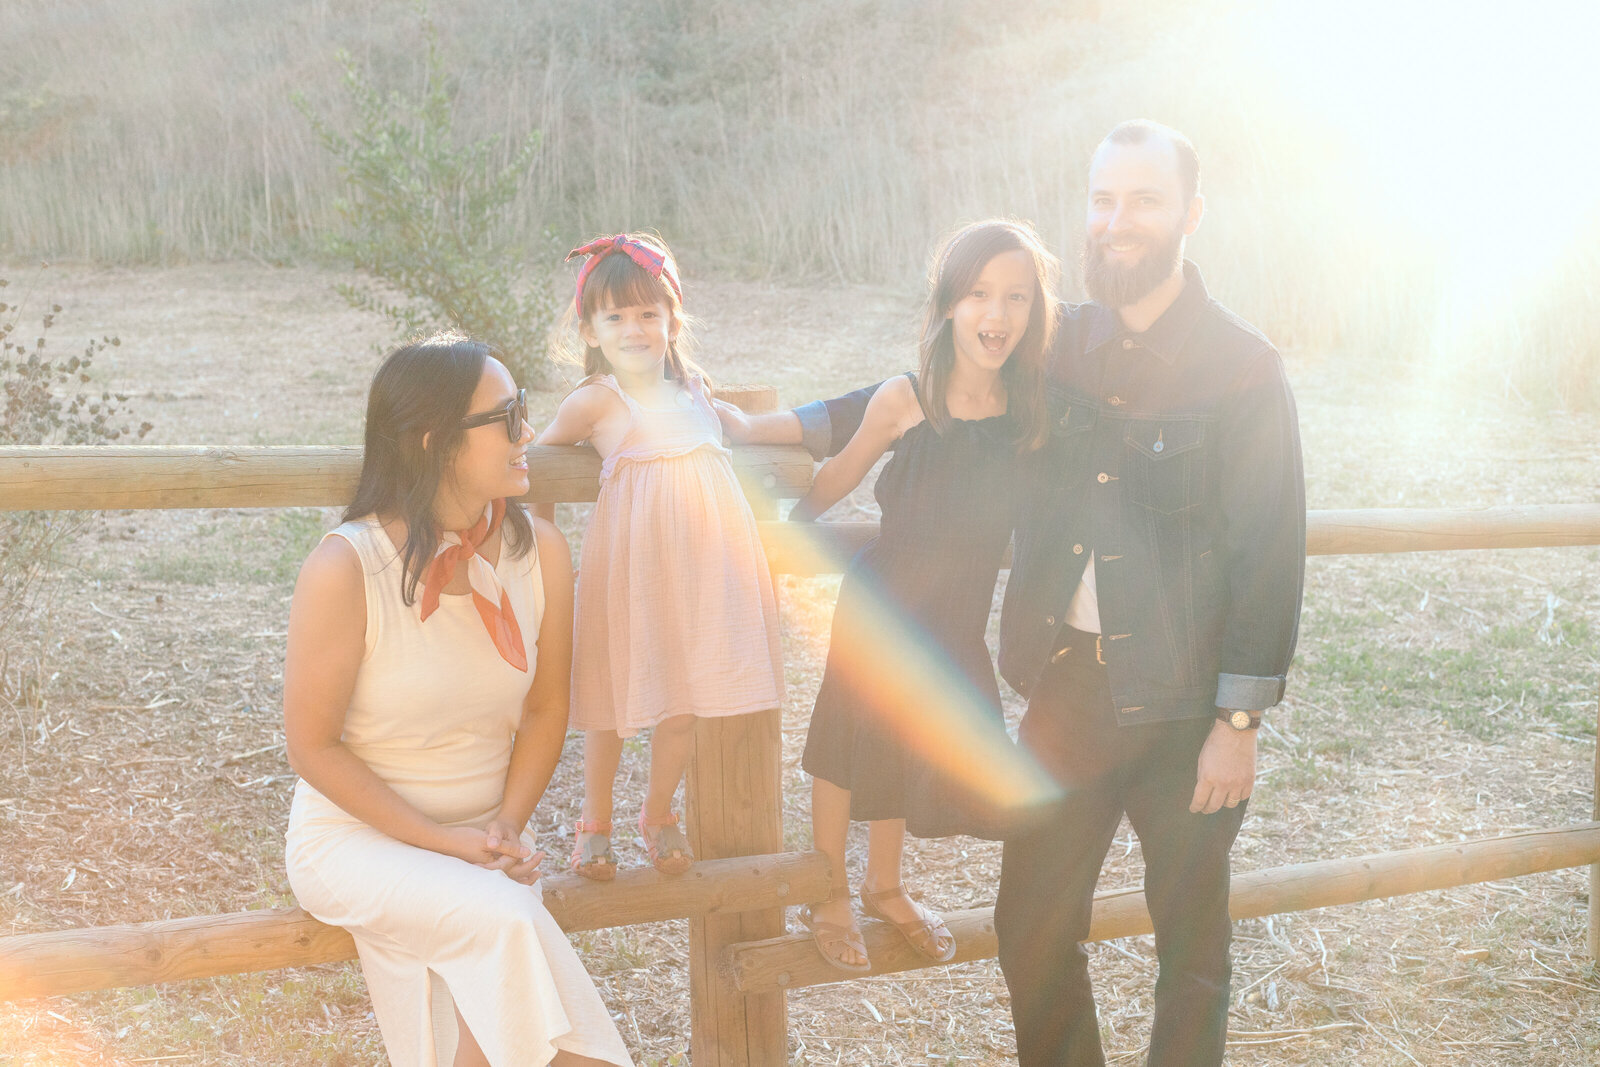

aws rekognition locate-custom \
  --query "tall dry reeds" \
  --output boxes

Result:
[1,0,1594,404]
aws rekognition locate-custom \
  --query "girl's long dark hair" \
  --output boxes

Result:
[917,219,1060,453]
[343,332,532,605]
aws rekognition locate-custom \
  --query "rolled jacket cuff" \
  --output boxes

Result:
[793,400,832,461]
[1214,672,1285,713]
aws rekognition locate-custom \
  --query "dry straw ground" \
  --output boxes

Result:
[1,262,1598,1065]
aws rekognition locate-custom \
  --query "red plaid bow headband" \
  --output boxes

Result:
[566,234,683,313]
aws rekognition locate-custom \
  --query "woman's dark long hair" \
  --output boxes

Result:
[917,219,1060,453]
[343,332,533,605]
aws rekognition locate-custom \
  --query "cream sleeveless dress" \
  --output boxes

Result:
[285,516,632,1067]
[571,374,783,737]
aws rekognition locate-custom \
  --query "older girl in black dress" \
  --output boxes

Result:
[728,220,1061,972]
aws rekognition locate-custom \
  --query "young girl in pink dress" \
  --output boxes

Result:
[537,233,783,879]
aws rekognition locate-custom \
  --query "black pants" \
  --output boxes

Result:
[995,632,1246,1067]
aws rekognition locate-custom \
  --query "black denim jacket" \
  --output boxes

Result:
[795,262,1305,725]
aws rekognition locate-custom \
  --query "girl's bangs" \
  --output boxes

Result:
[582,253,676,316]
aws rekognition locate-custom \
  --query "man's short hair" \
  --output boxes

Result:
[1100,120,1201,202]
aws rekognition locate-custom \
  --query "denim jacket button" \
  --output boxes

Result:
[1097,472,1109,484]
[1152,440,1164,453]
[1072,543,1083,555]
[1121,338,1136,350]
[1045,614,1056,627]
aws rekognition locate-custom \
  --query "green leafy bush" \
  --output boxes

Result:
[296,13,559,386]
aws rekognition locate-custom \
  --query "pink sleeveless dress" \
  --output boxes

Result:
[571,375,783,737]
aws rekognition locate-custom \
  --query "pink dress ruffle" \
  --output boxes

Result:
[571,375,783,737]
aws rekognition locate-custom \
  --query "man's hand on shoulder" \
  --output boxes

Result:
[1189,717,1257,815]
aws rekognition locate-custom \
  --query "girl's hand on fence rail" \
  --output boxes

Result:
[712,399,755,443]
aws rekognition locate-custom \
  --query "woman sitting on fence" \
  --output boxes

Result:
[282,334,632,1067]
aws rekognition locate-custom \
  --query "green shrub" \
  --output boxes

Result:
[296,12,560,386]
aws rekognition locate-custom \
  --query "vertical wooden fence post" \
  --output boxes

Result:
[686,384,790,1065]
[1589,681,1599,959]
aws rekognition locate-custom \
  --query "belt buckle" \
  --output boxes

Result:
[1094,635,1105,665]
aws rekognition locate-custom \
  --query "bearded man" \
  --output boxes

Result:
[719,119,1305,1067]
[987,119,1304,1067]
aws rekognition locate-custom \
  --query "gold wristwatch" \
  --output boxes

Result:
[1217,709,1261,731]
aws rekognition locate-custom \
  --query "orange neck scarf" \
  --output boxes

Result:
[418,499,528,672]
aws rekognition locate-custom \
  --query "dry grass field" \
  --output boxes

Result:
[5,0,1599,406]
[1,261,1598,1065]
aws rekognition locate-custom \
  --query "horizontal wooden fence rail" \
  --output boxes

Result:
[759,505,1600,575]
[4,448,1598,564]
[0,851,831,1002]
[723,822,1600,993]
[0,444,815,509]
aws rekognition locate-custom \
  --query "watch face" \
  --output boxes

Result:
[1230,711,1253,731]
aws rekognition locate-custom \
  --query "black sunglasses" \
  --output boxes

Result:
[459,388,528,442]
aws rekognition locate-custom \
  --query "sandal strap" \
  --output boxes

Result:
[643,819,690,853]
[569,833,616,873]
[798,903,871,972]
[859,883,953,960]
[638,810,680,828]
[573,819,612,834]
[570,832,615,860]
[637,809,694,870]
[800,907,866,950]
[858,882,908,909]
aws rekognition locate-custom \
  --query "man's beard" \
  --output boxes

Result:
[1081,225,1184,308]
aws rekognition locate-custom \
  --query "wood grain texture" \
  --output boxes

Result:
[0,443,813,509]
[0,851,829,1001]
[1306,504,1600,554]
[725,823,1600,993]
[685,710,790,1066]
[754,505,1600,576]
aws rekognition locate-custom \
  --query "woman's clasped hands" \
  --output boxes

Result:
[438,822,546,885]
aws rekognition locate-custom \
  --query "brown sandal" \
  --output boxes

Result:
[797,900,872,974]
[637,810,694,875]
[569,819,617,882]
[859,882,956,963]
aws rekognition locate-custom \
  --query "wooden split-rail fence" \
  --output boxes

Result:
[2,384,1599,1064]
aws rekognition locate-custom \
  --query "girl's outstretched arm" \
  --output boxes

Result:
[789,375,919,522]
[713,401,802,445]
[532,384,611,522]
[535,384,608,447]
[714,380,884,458]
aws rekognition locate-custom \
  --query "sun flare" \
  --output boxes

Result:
[1257,0,1600,315]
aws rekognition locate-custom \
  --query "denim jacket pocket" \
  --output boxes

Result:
[1051,395,1097,440]
[1123,417,1206,514]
